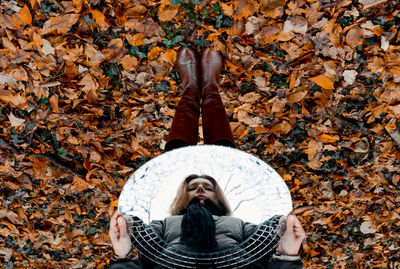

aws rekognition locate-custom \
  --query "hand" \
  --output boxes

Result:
[277,214,306,256]
[109,211,132,257]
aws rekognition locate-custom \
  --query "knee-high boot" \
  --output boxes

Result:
[200,49,235,147]
[165,47,201,151]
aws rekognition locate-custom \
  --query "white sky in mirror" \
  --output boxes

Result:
[119,145,292,224]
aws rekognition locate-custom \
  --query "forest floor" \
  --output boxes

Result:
[0,0,400,268]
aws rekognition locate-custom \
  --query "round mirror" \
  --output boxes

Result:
[118,145,292,224]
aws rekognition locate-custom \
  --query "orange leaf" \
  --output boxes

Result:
[18,5,32,25]
[162,49,177,65]
[148,46,162,60]
[310,74,335,90]
[110,200,119,207]
[220,3,233,16]
[91,9,105,25]
[319,134,339,143]
[128,33,145,46]
[33,158,46,173]
[120,55,138,71]
[158,0,179,22]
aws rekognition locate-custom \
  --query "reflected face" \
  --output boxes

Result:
[187,178,218,205]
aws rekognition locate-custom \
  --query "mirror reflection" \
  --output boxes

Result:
[118,145,292,224]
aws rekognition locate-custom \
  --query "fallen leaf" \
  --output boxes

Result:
[359,0,387,9]
[346,27,363,47]
[120,55,138,71]
[271,121,291,134]
[42,39,55,55]
[310,74,335,90]
[283,16,308,34]
[360,221,376,234]
[158,0,179,22]
[7,112,25,127]
[41,14,80,35]
[148,46,162,60]
[18,5,32,25]
[343,70,358,86]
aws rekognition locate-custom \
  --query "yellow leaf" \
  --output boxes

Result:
[148,46,162,60]
[310,74,335,89]
[158,1,179,22]
[18,5,32,25]
[110,200,119,207]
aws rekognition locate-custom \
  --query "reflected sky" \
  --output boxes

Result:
[119,145,292,224]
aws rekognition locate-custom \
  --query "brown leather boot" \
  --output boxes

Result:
[200,48,235,147]
[165,47,201,151]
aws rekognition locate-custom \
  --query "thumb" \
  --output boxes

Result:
[285,215,295,234]
[118,216,129,238]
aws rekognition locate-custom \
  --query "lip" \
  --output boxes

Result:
[197,195,206,199]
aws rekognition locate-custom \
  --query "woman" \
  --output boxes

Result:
[109,47,306,268]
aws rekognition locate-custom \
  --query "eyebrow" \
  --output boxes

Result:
[188,182,214,188]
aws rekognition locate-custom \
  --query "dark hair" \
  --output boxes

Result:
[185,174,217,187]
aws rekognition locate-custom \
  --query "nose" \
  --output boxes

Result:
[196,185,205,193]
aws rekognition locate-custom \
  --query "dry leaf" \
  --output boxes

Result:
[0,73,17,86]
[359,0,387,9]
[346,27,363,47]
[310,74,335,90]
[120,55,138,71]
[18,5,32,25]
[343,70,358,86]
[148,46,162,60]
[360,221,376,234]
[220,3,234,16]
[41,14,80,35]
[7,112,25,127]
[42,39,55,55]
[158,0,179,22]
[283,16,308,34]
[271,121,291,134]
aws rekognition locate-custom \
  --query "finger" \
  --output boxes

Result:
[285,214,295,233]
[117,216,129,238]
[110,211,119,226]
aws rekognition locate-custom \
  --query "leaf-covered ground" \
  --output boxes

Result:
[1,0,400,268]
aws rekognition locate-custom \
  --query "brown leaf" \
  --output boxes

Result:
[271,121,291,134]
[0,210,24,225]
[12,67,28,81]
[287,90,307,103]
[41,14,80,35]
[346,27,363,47]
